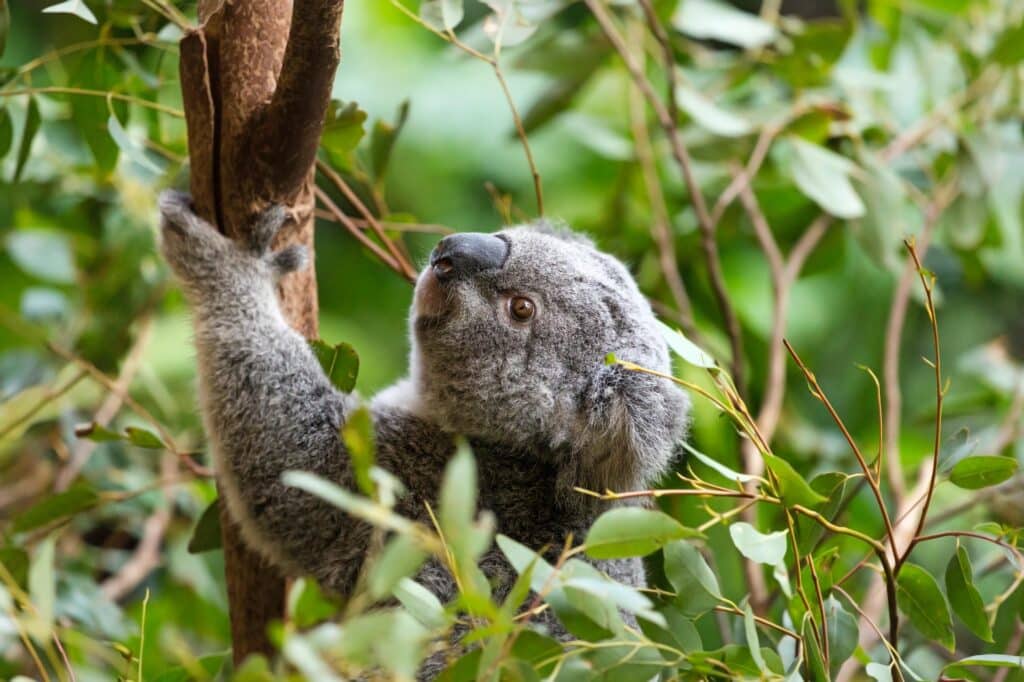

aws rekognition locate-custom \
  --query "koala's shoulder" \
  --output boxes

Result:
[369,380,452,501]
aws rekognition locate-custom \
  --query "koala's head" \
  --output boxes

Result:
[408,223,690,499]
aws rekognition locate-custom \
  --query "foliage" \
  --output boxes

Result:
[1,0,1023,680]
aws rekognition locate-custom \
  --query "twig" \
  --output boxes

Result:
[101,453,177,601]
[0,87,184,117]
[313,210,453,235]
[45,343,211,477]
[316,160,418,280]
[314,186,411,281]
[625,21,697,339]
[585,0,746,397]
[57,317,154,491]
[0,370,88,441]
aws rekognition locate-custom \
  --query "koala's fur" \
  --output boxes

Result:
[159,191,689,675]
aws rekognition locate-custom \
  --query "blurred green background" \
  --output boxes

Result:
[0,0,1022,678]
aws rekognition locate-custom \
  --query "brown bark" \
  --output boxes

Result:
[177,0,345,664]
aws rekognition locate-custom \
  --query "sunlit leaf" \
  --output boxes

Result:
[671,0,777,49]
[764,453,827,509]
[5,229,75,283]
[320,100,367,171]
[675,83,752,138]
[41,0,97,24]
[663,540,721,615]
[896,563,954,652]
[394,578,448,629]
[948,455,1017,490]
[420,0,463,31]
[125,426,165,449]
[729,522,787,565]
[27,535,56,638]
[783,136,865,219]
[342,406,375,496]
[657,319,717,368]
[585,507,701,559]
[944,545,993,642]
[368,534,429,599]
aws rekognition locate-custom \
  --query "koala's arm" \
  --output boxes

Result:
[159,191,373,591]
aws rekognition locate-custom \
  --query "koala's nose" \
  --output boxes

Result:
[430,233,509,280]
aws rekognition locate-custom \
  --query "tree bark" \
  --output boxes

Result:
[176,0,345,664]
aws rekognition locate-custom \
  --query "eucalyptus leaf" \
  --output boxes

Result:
[663,540,721,615]
[948,455,1018,490]
[729,522,787,565]
[5,230,75,283]
[764,453,827,509]
[896,563,955,652]
[0,107,12,158]
[585,507,701,559]
[944,545,993,642]
[784,136,865,219]
[13,485,99,533]
[187,499,223,554]
[671,0,777,49]
[41,0,97,23]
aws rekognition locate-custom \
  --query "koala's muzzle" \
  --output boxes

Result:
[430,233,509,281]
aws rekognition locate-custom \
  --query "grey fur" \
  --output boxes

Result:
[158,192,689,674]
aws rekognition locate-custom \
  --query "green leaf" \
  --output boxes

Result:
[13,486,99,533]
[394,577,448,629]
[439,440,490,569]
[125,426,165,449]
[152,654,228,682]
[41,0,97,23]
[824,595,859,675]
[342,407,376,496]
[663,540,721,615]
[308,338,359,393]
[27,535,56,638]
[0,0,8,58]
[5,230,74,284]
[657,319,717,368]
[585,507,701,559]
[0,107,12,158]
[783,136,865,219]
[13,95,39,182]
[990,22,1024,64]
[75,421,123,442]
[763,453,827,509]
[283,471,415,534]
[682,441,761,483]
[948,455,1018,490]
[420,0,464,31]
[728,522,787,565]
[944,545,993,642]
[675,82,751,138]
[0,547,30,589]
[944,655,1024,677]
[865,662,894,682]
[370,100,410,182]
[801,613,828,682]
[743,603,768,674]
[230,655,274,682]
[320,100,367,171]
[671,0,777,49]
[368,533,429,599]
[107,114,163,176]
[896,563,955,652]
[187,499,223,554]
[287,577,339,628]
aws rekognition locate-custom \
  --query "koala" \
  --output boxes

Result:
[158,190,689,675]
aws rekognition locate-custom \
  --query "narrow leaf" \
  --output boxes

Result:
[896,563,955,652]
[14,96,39,182]
[585,507,701,559]
[187,499,223,554]
[125,426,165,449]
[42,0,97,23]
[657,320,717,368]
[13,486,99,533]
[944,545,993,642]
[948,455,1017,490]
[0,107,12,158]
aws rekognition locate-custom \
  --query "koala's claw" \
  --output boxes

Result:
[250,204,290,254]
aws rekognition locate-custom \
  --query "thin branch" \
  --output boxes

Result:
[314,209,453,235]
[0,87,184,117]
[256,0,347,196]
[314,186,413,281]
[626,20,697,339]
[316,160,418,280]
[57,317,154,491]
[585,0,746,397]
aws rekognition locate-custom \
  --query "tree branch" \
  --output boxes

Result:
[257,0,347,197]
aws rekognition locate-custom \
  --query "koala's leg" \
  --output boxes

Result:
[159,191,369,592]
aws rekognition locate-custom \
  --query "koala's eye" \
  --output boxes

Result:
[509,296,536,321]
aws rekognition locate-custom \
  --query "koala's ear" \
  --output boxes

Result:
[561,363,689,506]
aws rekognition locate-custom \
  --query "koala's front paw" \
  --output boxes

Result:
[159,190,232,283]
[158,191,309,285]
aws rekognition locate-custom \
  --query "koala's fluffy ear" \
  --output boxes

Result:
[562,363,689,507]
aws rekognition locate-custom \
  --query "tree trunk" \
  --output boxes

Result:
[176,0,346,664]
